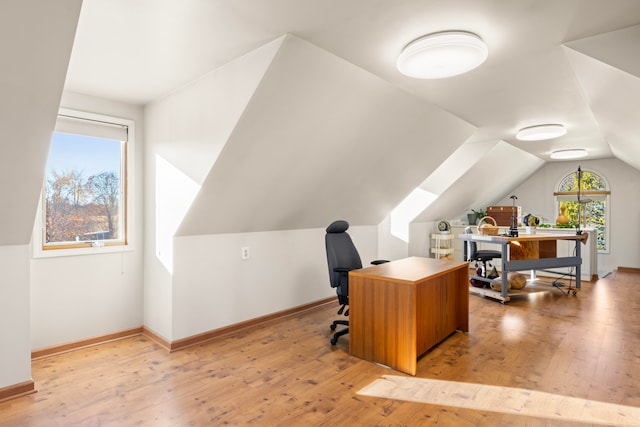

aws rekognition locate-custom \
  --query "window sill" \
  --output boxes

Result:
[32,243,133,259]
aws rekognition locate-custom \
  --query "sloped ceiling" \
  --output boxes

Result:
[176,35,475,235]
[146,35,285,185]
[0,0,81,246]
[413,141,545,222]
[564,25,640,171]
[64,1,640,165]
[0,1,636,247]
[60,1,639,232]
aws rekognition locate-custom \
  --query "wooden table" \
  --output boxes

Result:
[348,257,469,375]
[459,232,588,302]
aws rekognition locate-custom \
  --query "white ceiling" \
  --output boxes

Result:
[0,0,635,244]
[64,0,640,164]
[0,0,82,246]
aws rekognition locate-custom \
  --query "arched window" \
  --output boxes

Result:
[554,168,610,252]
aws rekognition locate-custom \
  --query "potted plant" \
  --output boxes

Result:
[467,208,487,225]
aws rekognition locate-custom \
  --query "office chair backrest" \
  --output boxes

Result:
[325,220,363,288]
[467,241,480,261]
[463,226,476,261]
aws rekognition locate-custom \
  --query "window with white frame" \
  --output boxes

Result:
[40,110,133,251]
[554,168,610,252]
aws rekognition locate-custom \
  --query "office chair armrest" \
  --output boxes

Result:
[371,260,389,265]
[333,267,353,273]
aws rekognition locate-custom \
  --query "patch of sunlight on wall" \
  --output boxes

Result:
[156,154,200,274]
[391,188,438,242]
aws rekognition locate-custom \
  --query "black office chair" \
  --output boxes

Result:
[324,220,387,345]
[463,226,501,277]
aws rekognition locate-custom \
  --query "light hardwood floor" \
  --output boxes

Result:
[1,271,639,426]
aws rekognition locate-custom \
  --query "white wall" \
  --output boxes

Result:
[408,221,435,258]
[0,0,81,391]
[494,158,640,275]
[142,252,173,342]
[142,38,280,341]
[30,92,145,350]
[143,35,395,341]
[377,216,414,261]
[0,245,31,388]
[171,225,377,340]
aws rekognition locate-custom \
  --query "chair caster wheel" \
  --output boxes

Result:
[330,324,337,331]
[330,337,338,345]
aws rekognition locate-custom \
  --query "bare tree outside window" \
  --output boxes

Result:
[43,129,125,248]
[86,171,120,239]
[45,169,120,243]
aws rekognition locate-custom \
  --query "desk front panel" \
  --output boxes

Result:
[349,258,468,375]
[349,275,417,375]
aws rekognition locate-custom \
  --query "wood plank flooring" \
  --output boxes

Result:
[1,271,639,426]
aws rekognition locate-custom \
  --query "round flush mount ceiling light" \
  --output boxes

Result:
[516,124,567,141]
[396,31,488,79]
[550,149,588,160]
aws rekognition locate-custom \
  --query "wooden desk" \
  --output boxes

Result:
[348,257,469,375]
[459,232,588,302]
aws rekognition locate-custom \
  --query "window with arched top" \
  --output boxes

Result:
[554,168,610,252]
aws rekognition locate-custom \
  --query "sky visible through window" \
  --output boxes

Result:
[47,132,121,178]
[44,132,124,245]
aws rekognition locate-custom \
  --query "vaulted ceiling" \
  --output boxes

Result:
[2,1,639,244]
[65,0,640,167]
[66,1,640,227]
[164,35,475,235]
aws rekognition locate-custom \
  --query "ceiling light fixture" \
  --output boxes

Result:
[396,31,488,79]
[516,124,567,141]
[550,149,588,160]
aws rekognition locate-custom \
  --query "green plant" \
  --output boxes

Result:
[539,222,578,229]
[471,208,487,218]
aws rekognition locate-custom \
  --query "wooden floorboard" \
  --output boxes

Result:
[1,271,639,426]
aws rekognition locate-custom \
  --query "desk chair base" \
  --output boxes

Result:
[329,299,350,345]
[330,320,348,345]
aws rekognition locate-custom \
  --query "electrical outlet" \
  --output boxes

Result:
[241,246,250,260]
